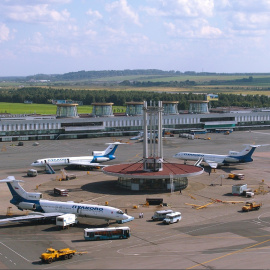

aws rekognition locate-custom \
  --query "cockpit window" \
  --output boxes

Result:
[117,210,124,215]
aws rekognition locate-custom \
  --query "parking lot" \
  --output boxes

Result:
[0,130,270,269]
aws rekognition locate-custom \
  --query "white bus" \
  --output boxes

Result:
[84,227,130,241]
[163,212,181,225]
[151,210,174,221]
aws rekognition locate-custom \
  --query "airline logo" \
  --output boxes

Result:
[72,205,103,211]
[46,158,68,162]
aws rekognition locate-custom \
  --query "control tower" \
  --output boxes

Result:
[103,101,204,191]
[142,101,164,172]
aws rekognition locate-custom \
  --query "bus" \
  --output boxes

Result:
[84,227,130,241]
[151,210,174,221]
[163,212,182,225]
[190,129,207,134]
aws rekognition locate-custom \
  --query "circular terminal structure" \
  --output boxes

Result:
[103,162,204,191]
[56,103,79,118]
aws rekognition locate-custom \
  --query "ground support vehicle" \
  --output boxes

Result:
[56,214,77,229]
[242,202,262,212]
[151,210,173,221]
[163,212,181,225]
[40,248,76,264]
[228,173,245,180]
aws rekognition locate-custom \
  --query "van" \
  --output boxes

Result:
[151,210,173,221]
[27,169,38,177]
[163,212,181,225]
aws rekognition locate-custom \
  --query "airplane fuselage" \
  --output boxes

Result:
[38,200,128,221]
[31,155,112,167]
[175,152,245,165]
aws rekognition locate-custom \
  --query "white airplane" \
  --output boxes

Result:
[173,145,260,169]
[31,142,121,168]
[130,130,165,141]
[0,176,134,225]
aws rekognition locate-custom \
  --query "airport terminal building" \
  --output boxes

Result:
[0,111,269,141]
[0,101,270,141]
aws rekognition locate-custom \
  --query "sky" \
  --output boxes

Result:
[1,0,270,76]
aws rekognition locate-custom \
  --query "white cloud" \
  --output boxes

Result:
[145,0,214,18]
[0,23,10,42]
[231,12,270,30]
[6,4,70,23]
[164,19,222,39]
[106,0,141,26]
[86,9,103,20]
[200,25,222,37]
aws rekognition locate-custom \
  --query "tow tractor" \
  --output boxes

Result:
[40,248,76,264]
[242,202,262,212]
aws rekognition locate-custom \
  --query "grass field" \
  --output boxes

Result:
[0,102,126,115]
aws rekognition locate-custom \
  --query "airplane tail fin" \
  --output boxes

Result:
[92,142,122,157]
[103,142,120,157]
[229,145,260,162]
[0,176,42,206]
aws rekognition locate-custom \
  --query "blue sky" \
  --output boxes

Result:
[1,0,270,76]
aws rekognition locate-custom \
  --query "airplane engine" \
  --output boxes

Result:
[95,157,110,162]
[18,202,36,210]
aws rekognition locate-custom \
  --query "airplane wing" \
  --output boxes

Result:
[68,161,107,167]
[0,212,64,225]
[204,160,218,169]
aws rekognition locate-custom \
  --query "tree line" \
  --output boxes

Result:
[0,87,270,110]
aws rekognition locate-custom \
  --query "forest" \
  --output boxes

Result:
[0,87,270,110]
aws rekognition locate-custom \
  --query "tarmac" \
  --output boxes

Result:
[0,130,270,269]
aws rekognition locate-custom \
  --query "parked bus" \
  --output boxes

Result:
[163,212,181,225]
[151,210,174,221]
[84,227,130,241]
[215,129,233,134]
[190,129,207,134]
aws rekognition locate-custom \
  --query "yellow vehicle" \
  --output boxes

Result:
[242,202,262,212]
[40,248,76,264]
[228,173,245,180]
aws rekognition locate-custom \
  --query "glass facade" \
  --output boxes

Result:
[56,105,78,118]
[126,104,143,115]
[189,101,209,114]
[162,102,178,114]
[117,177,188,191]
[92,104,114,116]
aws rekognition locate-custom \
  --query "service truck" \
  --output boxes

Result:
[56,214,77,229]
[40,248,76,264]
[242,202,262,212]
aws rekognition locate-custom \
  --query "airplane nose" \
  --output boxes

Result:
[122,214,134,223]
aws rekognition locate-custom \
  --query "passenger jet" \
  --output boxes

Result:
[0,176,134,225]
[173,145,260,168]
[31,142,121,168]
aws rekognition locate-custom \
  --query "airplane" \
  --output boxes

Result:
[0,176,134,225]
[31,142,122,169]
[130,130,165,141]
[173,145,261,169]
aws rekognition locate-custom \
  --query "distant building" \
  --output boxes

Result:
[189,100,209,114]
[92,103,114,117]
[56,103,79,118]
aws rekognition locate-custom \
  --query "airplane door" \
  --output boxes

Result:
[77,207,98,217]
